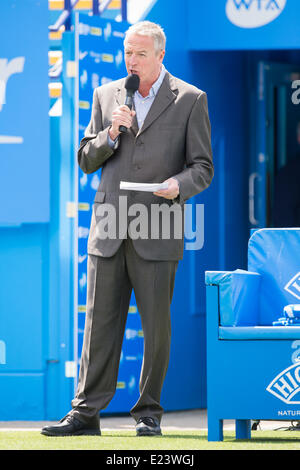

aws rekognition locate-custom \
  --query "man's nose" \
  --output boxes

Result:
[129,54,138,66]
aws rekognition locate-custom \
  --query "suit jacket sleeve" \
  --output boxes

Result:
[77,88,115,174]
[173,91,214,203]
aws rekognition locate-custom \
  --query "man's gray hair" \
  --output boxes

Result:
[124,21,166,53]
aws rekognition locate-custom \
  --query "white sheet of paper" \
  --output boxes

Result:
[120,181,169,192]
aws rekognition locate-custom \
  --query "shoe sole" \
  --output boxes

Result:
[136,429,162,437]
[41,429,101,437]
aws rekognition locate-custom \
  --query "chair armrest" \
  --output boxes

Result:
[205,269,261,326]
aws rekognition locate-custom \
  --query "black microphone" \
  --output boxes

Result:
[119,74,140,133]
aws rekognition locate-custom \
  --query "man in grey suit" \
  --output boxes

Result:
[42,20,213,437]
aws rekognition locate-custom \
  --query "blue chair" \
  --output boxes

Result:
[205,228,300,441]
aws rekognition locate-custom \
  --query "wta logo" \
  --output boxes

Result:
[225,0,287,29]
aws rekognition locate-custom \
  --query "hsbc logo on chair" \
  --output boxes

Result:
[267,363,300,405]
[266,343,300,408]
[225,0,287,29]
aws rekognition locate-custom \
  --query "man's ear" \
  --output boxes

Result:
[159,49,165,64]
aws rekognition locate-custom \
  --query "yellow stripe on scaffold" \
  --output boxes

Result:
[49,0,121,10]
[49,83,62,98]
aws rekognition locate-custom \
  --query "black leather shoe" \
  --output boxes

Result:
[41,414,101,437]
[136,417,162,436]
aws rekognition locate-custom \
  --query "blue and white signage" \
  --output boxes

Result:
[225,0,287,29]
[188,0,300,50]
[76,14,144,412]
[267,361,300,405]
[0,1,49,224]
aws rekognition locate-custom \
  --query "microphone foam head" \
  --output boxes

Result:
[125,74,140,92]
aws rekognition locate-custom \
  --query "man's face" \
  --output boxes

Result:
[124,33,165,88]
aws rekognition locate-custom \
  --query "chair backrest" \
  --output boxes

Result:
[248,228,300,325]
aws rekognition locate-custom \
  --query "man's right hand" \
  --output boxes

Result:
[109,105,136,141]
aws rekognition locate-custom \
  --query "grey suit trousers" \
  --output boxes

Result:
[70,237,178,424]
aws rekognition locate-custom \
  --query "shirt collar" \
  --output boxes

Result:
[136,64,166,99]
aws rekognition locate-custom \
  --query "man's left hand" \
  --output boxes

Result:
[154,177,179,200]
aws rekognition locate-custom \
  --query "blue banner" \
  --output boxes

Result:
[76,13,144,412]
[0,0,49,224]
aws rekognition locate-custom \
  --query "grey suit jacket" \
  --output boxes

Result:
[78,71,214,260]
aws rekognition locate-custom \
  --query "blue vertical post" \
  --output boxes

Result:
[55,29,77,417]
[256,61,267,228]
[64,0,72,31]
[93,0,99,15]
[206,284,224,441]
[236,419,251,440]
[121,0,127,22]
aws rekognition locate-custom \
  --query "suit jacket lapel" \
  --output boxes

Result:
[137,72,178,137]
[115,72,178,138]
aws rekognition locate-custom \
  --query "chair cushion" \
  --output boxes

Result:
[219,326,300,339]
